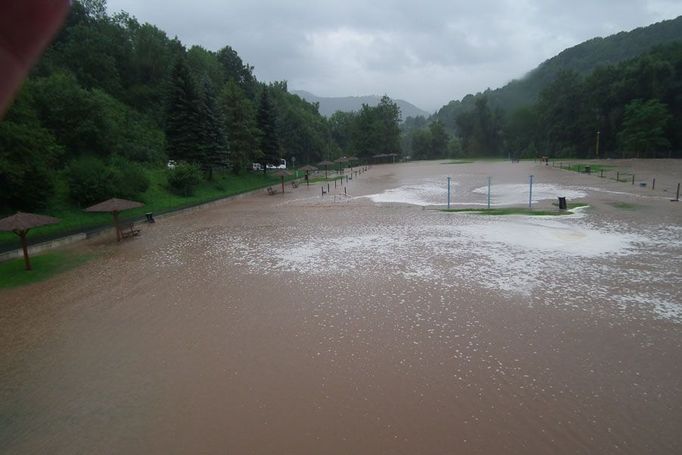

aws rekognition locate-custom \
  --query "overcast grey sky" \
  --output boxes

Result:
[107,0,681,112]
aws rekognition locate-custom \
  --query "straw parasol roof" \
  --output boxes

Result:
[84,198,144,242]
[0,212,60,232]
[271,169,291,194]
[84,197,144,213]
[334,156,349,163]
[0,212,60,271]
[317,160,334,179]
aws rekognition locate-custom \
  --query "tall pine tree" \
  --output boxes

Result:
[220,79,260,174]
[256,88,279,171]
[165,58,203,165]
[197,78,228,178]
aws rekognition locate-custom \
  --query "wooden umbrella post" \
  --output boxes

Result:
[84,198,144,243]
[281,176,285,194]
[1,213,61,272]
[19,230,31,271]
[113,211,121,242]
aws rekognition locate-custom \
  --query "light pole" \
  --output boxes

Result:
[447,177,451,209]
[528,175,534,209]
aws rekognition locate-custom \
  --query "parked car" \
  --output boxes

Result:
[167,160,177,169]
[252,163,263,171]
[266,159,287,170]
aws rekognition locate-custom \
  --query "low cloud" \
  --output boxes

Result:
[107,0,681,111]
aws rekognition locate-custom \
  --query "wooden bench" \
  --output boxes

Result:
[120,223,141,239]
[266,186,276,195]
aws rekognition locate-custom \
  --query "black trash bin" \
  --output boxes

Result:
[558,197,567,210]
[145,212,155,223]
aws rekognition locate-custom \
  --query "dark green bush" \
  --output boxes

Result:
[66,156,115,206]
[109,156,150,199]
[167,162,203,196]
[0,120,60,212]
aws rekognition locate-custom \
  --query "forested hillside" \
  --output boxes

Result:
[436,15,682,125]
[403,18,682,161]
[3,0,679,217]
[0,0,402,215]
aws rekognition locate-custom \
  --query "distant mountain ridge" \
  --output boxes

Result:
[292,90,430,120]
[436,15,682,126]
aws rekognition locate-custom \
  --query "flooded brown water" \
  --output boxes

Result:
[1,160,682,454]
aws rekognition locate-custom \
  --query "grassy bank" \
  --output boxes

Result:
[558,162,614,174]
[0,251,94,289]
[0,169,296,252]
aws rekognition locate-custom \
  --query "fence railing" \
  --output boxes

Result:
[549,161,681,201]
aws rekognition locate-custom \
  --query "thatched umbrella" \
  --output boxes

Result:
[85,198,144,242]
[318,160,334,179]
[271,169,291,194]
[0,212,60,271]
[299,165,318,187]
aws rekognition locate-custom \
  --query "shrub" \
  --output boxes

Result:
[167,162,202,196]
[109,156,150,199]
[66,156,115,206]
[0,121,59,212]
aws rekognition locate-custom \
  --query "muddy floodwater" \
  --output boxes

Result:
[1,160,682,454]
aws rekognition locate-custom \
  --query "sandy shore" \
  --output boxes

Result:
[1,159,681,454]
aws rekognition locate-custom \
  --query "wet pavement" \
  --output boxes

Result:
[1,160,682,454]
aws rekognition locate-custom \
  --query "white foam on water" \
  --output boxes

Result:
[472,184,588,206]
[453,217,641,257]
[361,179,457,206]
[614,294,682,322]
[159,212,681,323]
[652,300,682,321]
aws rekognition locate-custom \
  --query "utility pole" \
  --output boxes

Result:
[595,130,600,159]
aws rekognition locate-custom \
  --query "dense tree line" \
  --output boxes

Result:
[505,43,682,158]
[1,0,405,214]
[434,16,682,120]
[328,96,402,159]
[402,42,682,160]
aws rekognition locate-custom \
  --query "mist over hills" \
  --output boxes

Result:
[292,90,430,120]
[436,15,682,126]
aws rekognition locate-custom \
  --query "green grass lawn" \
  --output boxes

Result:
[0,251,94,289]
[0,169,296,252]
[309,174,345,183]
[558,162,615,174]
[440,206,588,216]
[551,201,590,210]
